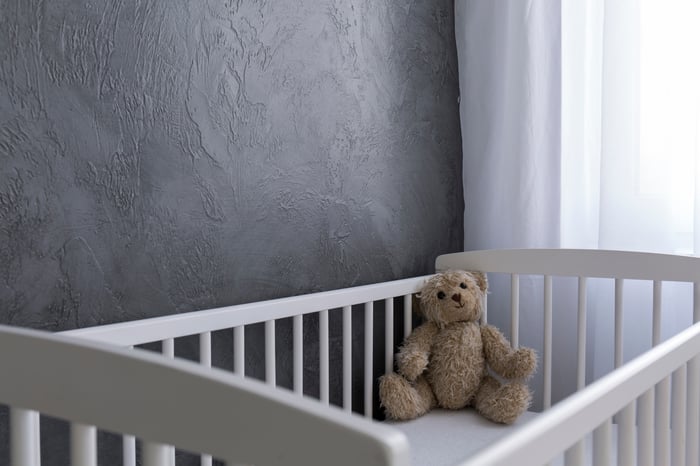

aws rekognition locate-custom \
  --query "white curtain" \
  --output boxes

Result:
[561,0,700,254]
[456,0,700,406]
[456,0,562,251]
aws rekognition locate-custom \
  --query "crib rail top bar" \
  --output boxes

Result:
[62,275,431,346]
[0,325,409,466]
[461,321,700,466]
[437,249,700,282]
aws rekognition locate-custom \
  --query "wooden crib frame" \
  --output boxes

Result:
[1,249,699,466]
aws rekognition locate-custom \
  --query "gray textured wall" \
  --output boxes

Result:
[0,0,462,463]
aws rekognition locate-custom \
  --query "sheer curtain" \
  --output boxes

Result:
[455,0,562,252]
[456,0,700,405]
[561,0,700,254]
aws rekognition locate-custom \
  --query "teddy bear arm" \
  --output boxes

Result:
[481,325,537,380]
[396,322,438,381]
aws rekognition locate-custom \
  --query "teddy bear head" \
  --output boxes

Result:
[418,270,488,326]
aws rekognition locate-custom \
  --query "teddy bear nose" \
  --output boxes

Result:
[451,293,461,303]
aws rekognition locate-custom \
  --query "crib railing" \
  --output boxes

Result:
[463,321,700,466]
[436,248,700,281]
[437,249,700,466]
[53,275,428,466]
[5,249,700,466]
[0,325,409,466]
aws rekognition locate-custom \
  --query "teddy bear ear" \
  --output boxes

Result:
[470,271,488,292]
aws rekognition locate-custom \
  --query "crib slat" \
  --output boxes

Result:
[652,281,662,346]
[143,443,171,466]
[385,298,394,374]
[199,332,213,466]
[564,276,588,466]
[403,294,412,339]
[123,346,136,466]
[563,442,584,466]
[649,280,665,466]
[320,310,329,405]
[32,411,41,466]
[199,331,211,367]
[510,274,519,348]
[614,279,624,368]
[364,301,374,418]
[10,408,38,466]
[234,325,245,376]
[618,402,635,466]
[655,376,671,466]
[163,338,174,358]
[482,290,488,324]
[71,423,97,466]
[687,355,700,466]
[265,320,276,386]
[576,276,587,389]
[612,279,624,429]
[293,315,303,395]
[123,435,136,466]
[143,341,175,466]
[343,305,352,411]
[162,339,176,466]
[671,364,687,466]
[593,418,612,466]
[543,275,552,409]
[637,388,654,466]
[651,279,666,466]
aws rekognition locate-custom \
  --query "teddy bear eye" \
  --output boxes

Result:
[437,291,446,300]
[460,282,467,289]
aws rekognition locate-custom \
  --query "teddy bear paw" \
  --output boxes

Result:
[509,347,537,379]
[397,351,429,381]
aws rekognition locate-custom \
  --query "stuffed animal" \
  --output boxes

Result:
[379,270,536,424]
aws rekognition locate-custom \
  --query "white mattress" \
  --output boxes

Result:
[390,409,631,466]
[389,409,539,466]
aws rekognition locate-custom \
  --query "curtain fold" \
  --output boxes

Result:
[456,0,561,251]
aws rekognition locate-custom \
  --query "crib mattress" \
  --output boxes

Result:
[389,409,539,466]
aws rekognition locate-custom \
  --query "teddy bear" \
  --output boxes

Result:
[379,269,536,424]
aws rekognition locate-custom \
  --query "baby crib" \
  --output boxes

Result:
[1,249,699,466]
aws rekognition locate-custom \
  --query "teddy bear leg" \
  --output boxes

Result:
[473,375,532,425]
[379,373,436,421]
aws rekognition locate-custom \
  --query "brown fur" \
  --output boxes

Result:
[379,270,537,424]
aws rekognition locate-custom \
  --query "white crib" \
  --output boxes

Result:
[1,249,699,466]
